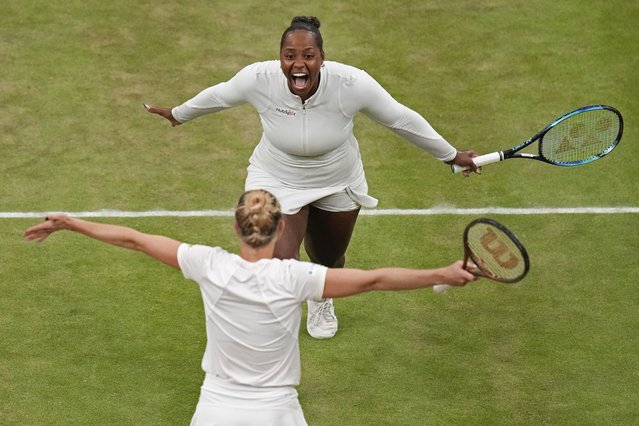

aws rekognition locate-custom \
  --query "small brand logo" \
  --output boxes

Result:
[275,107,296,117]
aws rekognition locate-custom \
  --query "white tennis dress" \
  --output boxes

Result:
[177,243,327,425]
[172,61,457,214]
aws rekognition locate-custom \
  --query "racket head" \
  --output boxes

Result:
[538,105,623,166]
[463,218,530,283]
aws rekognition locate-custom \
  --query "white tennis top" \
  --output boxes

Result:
[177,243,327,388]
[172,60,457,210]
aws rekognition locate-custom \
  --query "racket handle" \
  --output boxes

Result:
[433,284,451,294]
[451,151,503,173]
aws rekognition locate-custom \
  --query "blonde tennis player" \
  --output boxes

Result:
[23,189,476,425]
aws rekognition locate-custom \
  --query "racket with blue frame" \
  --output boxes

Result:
[453,105,623,173]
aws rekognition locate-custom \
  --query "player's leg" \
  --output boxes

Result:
[304,206,360,268]
[273,206,310,260]
[304,206,360,339]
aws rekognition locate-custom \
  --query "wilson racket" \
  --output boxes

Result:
[433,218,530,294]
[452,105,623,173]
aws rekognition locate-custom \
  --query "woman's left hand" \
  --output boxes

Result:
[22,215,70,243]
[446,150,481,176]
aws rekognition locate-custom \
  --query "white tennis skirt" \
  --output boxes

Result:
[245,163,378,215]
[190,375,308,426]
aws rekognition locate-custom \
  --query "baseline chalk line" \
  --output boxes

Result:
[1,206,638,219]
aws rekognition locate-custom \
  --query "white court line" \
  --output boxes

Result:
[2,206,638,219]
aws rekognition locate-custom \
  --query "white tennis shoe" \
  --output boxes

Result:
[307,299,338,339]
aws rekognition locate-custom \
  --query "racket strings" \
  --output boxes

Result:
[541,109,620,164]
[466,224,527,282]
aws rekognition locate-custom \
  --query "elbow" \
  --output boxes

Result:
[122,230,146,251]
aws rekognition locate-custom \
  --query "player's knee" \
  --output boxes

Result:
[329,255,346,268]
[274,243,300,260]
[310,251,345,268]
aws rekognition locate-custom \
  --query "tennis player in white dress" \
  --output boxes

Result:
[23,189,476,425]
[145,16,479,340]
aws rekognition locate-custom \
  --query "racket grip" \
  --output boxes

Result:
[433,284,451,294]
[451,152,503,173]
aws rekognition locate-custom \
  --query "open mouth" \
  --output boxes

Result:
[291,72,309,90]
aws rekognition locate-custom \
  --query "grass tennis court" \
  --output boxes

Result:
[1,1,638,424]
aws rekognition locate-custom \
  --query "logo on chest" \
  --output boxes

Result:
[275,107,297,117]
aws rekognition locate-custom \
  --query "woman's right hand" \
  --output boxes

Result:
[442,260,478,286]
[143,104,181,127]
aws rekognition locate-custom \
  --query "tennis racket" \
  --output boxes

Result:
[433,218,530,294]
[452,105,623,173]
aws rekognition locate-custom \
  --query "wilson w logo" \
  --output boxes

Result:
[479,228,519,269]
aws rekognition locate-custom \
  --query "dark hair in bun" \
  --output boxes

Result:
[280,16,324,52]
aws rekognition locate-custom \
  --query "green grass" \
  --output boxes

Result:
[1,0,638,424]
[3,216,638,424]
